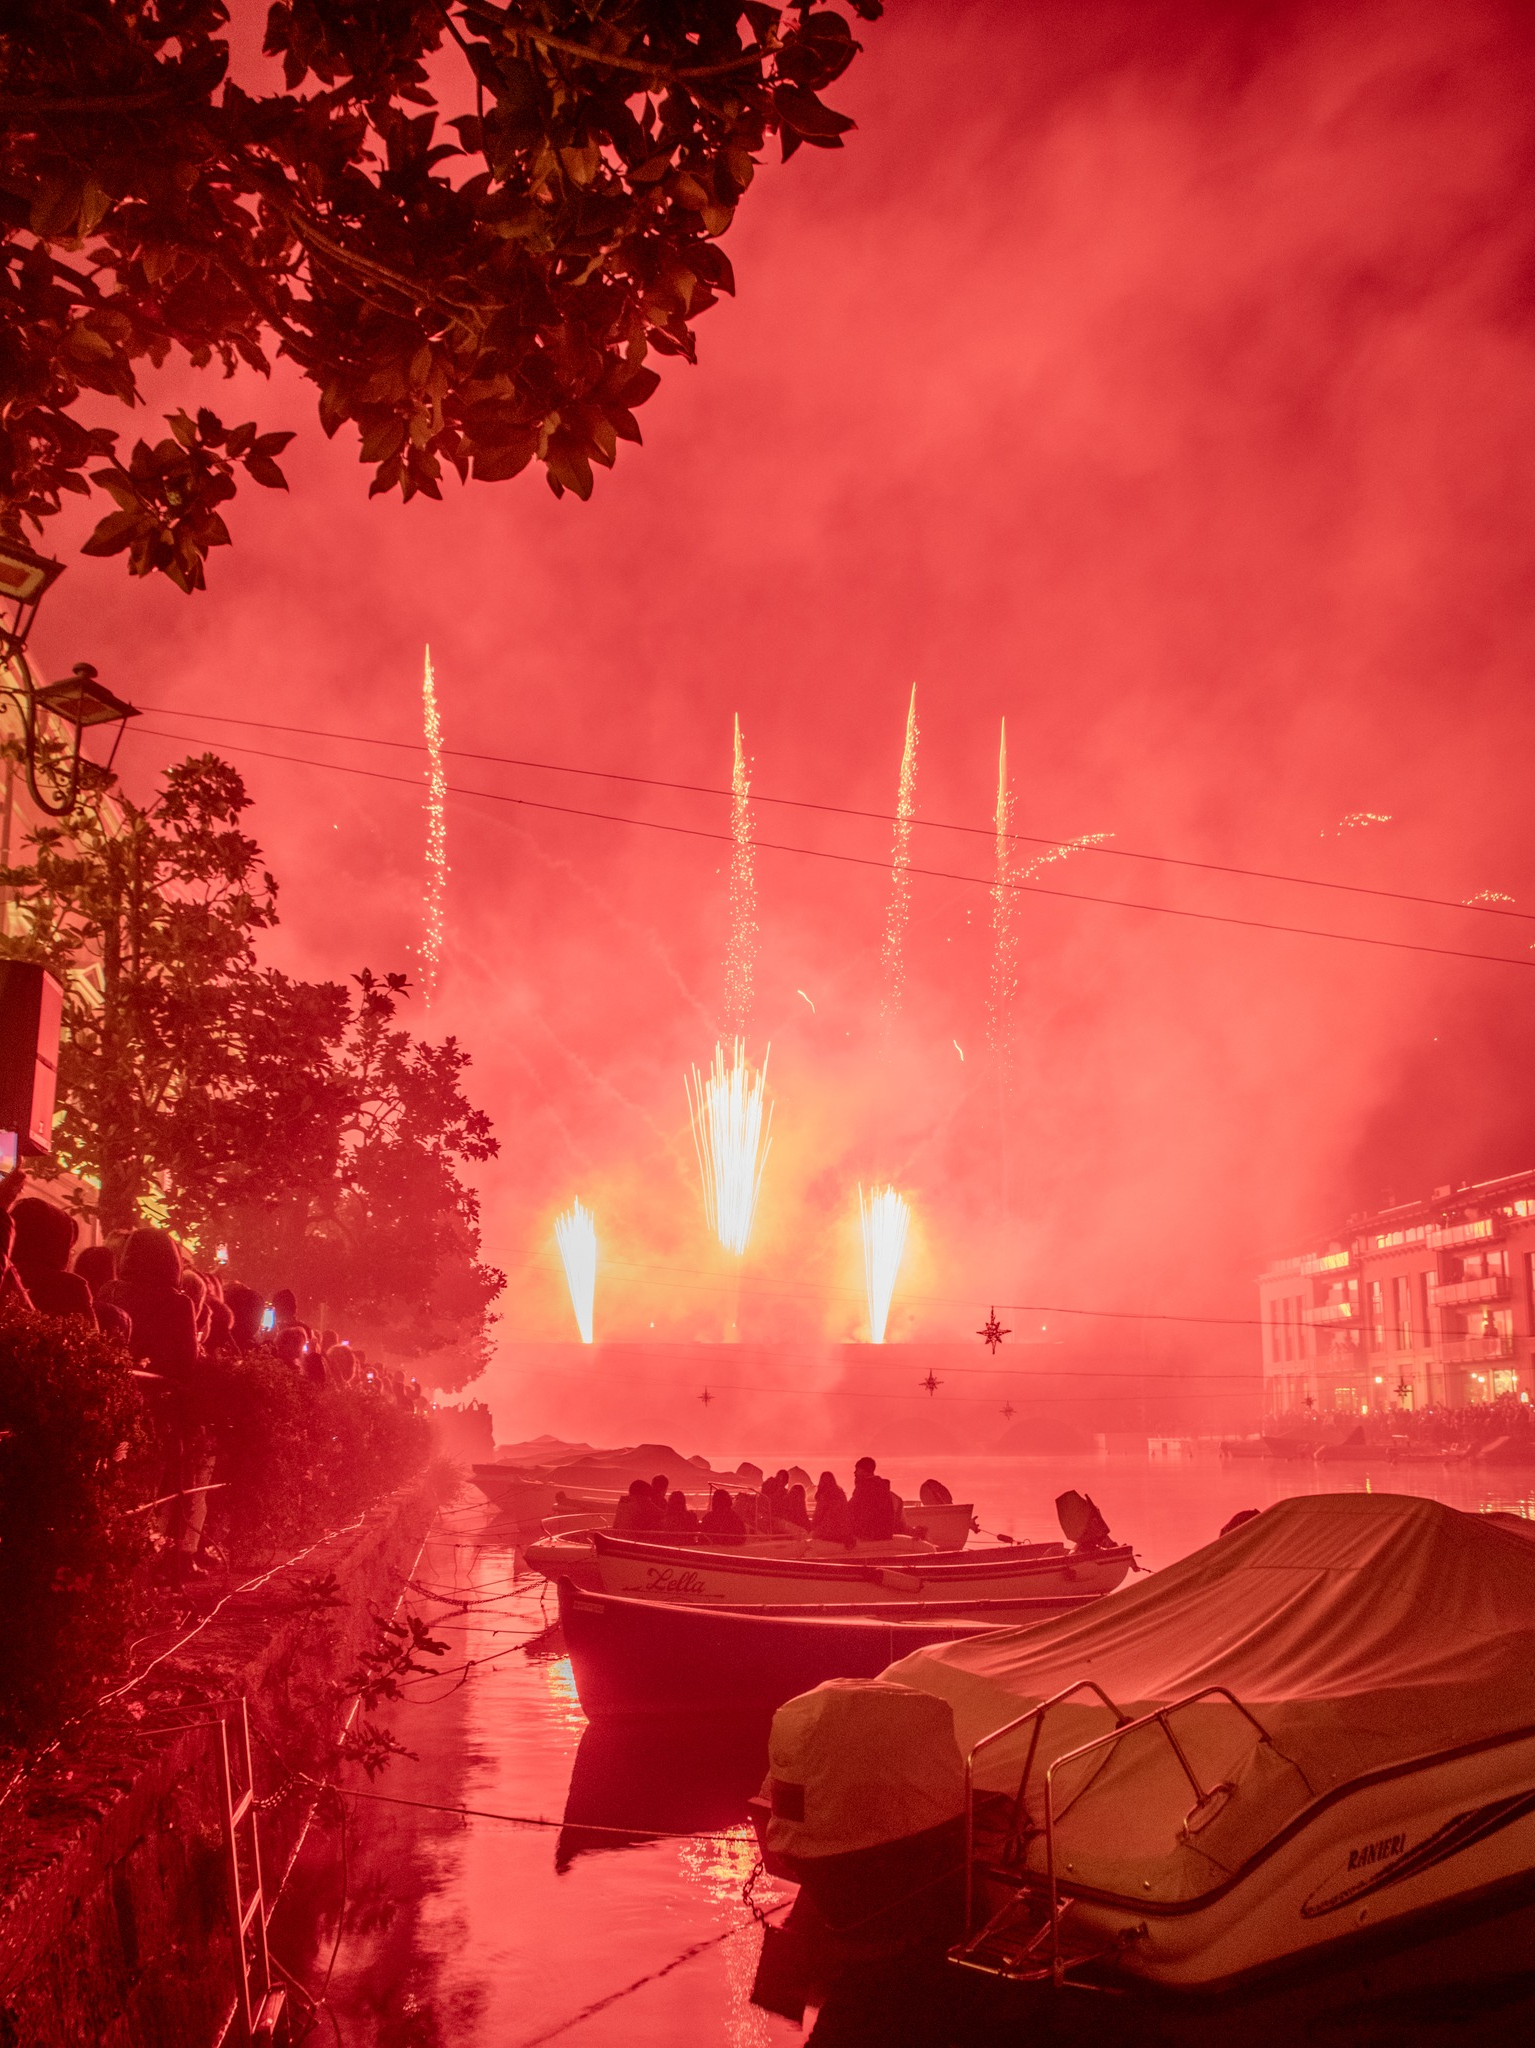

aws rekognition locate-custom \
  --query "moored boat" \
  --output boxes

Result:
[592,1528,1134,1606]
[753,1493,1535,1996]
[557,1579,1103,1718]
[524,1498,977,1588]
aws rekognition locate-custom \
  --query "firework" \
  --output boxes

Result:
[686,1039,773,1257]
[860,1184,910,1344]
[723,714,756,1036]
[880,685,919,1020]
[987,718,1017,1065]
[420,645,448,1007]
[553,1200,597,1343]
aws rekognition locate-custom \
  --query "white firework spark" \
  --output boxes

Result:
[1018,830,1113,882]
[860,1184,910,1344]
[553,1200,597,1344]
[420,645,448,1007]
[880,685,919,1020]
[686,1040,773,1257]
[723,715,756,1037]
[987,718,1017,1065]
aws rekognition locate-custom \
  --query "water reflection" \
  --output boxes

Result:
[558,1709,773,1867]
[269,1463,1535,2046]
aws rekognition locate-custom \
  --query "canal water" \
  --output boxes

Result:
[269,1453,1535,2047]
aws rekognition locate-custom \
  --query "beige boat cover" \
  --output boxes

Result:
[769,1495,1535,1898]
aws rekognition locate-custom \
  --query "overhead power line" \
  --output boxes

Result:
[130,724,1535,972]
[132,702,1535,926]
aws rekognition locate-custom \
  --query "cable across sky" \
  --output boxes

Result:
[130,701,1535,926]
[129,722,1535,972]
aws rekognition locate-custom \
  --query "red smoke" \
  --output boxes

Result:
[39,0,1535,1424]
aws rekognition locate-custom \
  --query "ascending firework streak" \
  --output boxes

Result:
[880,685,919,1020]
[860,1185,910,1344]
[420,646,448,1007]
[553,1201,597,1343]
[686,1040,773,1257]
[987,718,1017,1065]
[723,715,756,1037]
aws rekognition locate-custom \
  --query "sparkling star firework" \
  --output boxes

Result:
[553,1200,597,1344]
[880,686,919,1020]
[723,715,756,1036]
[686,1040,773,1257]
[987,719,1017,1064]
[860,1184,910,1344]
[420,645,448,1007]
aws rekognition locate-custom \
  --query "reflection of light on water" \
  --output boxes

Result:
[541,1655,589,1735]
[677,1826,792,2048]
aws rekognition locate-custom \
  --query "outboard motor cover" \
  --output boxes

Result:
[763,1679,965,1862]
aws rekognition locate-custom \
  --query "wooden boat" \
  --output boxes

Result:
[557,1579,1103,1718]
[591,1529,1134,1606]
[526,1500,975,1589]
[527,1524,927,1591]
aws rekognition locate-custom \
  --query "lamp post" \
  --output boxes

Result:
[0,535,138,818]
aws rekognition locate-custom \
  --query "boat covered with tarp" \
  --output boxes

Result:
[755,1494,1535,1993]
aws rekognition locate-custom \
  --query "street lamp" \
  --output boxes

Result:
[0,535,137,818]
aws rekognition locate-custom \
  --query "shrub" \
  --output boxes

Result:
[0,1308,150,1739]
[208,1356,431,1558]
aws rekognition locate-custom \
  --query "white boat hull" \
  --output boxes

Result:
[593,1532,1132,1607]
[976,1727,1535,1990]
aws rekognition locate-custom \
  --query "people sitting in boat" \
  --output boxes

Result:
[782,1483,810,1529]
[663,1489,698,1532]
[759,1469,790,1522]
[919,1478,953,1505]
[850,1456,898,1540]
[614,1478,665,1532]
[701,1488,748,1539]
[810,1471,854,1546]
[650,1474,670,1511]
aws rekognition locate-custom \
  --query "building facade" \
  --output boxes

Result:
[1258,1170,1535,1416]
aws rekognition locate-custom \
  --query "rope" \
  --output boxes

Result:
[509,1907,789,2048]
[302,1774,765,1844]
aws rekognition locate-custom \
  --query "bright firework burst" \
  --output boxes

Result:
[880,685,919,1021]
[723,714,756,1037]
[553,1200,597,1343]
[987,718,1017,1067]
[860,1184,910,1344]
[686,1040,773,1257]
[420,645,448,1007]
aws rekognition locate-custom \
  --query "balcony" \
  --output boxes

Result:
[1305,1301,1355,1326]
[1437,1334,1516,1364]
[1427,1216,1503,1250]
[1431,1273,1509,1307]
[1261,1248,1352,1280]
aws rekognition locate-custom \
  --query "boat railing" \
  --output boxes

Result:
[961,1679,1127,1934]
[960,1682,1274,1983]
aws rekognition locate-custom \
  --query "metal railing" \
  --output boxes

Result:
[961,1678,1126,1935]
[959,1682,1274,1986]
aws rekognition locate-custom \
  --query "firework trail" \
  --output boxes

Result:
[553,1201,597,1343]
[987,718,1017,1065]
[420,645,448,1007]
[860,1185,911,1344]
[686,1040,773,1257]
[723,714,756,1037]
[880,685,919,1020]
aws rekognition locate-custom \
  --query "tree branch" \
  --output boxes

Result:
[456,8,779,82]
[0,91,178,115]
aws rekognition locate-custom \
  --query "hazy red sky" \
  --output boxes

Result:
[40,0,1535,1386]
